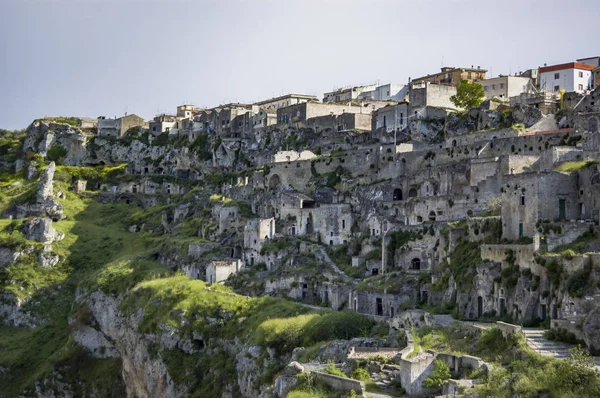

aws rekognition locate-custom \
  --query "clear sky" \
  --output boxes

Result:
[0,0,598,130]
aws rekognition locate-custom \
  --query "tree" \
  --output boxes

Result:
[422,359,451,389]
[46,144,68,164]
[450,80,486,110]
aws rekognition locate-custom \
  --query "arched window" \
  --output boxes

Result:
[429,211,436,222]
[408,188,418,198]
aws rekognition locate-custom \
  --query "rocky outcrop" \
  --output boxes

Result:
[23,121,89,166]
[0,295,44,327]
[583,307,600,353]
[22,217,63,243]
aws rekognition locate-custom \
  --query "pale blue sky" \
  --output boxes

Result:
[0,0,598,130]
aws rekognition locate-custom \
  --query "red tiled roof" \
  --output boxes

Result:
[539,62,596,73]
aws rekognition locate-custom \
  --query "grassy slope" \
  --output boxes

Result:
[0,168,376,396]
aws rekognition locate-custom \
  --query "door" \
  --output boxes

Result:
[477,296,483,318]
[376,298,383,316]
[559,199,566,221]
[541,304,547,321]
[519,223,524,238]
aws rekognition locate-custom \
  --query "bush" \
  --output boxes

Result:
[422,359,451,389]
[302,311,374,344]
[46,145,68,164]
[350,367,370,381]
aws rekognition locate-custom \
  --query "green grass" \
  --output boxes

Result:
[554,160,597,173]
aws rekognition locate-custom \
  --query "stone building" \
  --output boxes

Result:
[411,66,486,86]
[409,82,459,115]
[480,75,534,100]
[254,94,318,112]
[97,114,147,137]
[149,114,177,135]
[501,171,579,240]
[372,102,409,133]
[206,259,243,283]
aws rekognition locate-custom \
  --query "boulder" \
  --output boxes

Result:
[22,217,62,243]
[38,246,60,268]
[25,165,38,180]
[283,361,304,375]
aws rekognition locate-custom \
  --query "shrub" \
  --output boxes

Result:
[46,145,68,164]
[422,359,451,389]
[350,367,370,381]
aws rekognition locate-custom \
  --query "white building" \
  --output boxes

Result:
[372,102,409,132]
[539,62,595,93]
[480,76,533,99]
[323,83,408,103]
[206,259,243,283]
[323,84,377,103]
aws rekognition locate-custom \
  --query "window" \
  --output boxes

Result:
[554,85,560,92]
[579,71,584,78]
[500,83,504,89]
[468,72,472,79]
[492,84,496,90]
[578,84,584,91]
[554,73,560,79]
[400,113,403,125]
[521,195,525,206]
[484,86,488,91]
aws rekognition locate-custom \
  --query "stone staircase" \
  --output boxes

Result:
[523,329,576,359]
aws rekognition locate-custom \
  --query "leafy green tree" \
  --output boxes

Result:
[46,144,68,164]
[450,80,485,110]
[422,359,451,389]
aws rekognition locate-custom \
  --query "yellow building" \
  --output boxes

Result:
[412,66,487,86]
[593,66,600,89]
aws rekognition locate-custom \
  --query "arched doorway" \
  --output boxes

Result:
[408,188,418,198]
[411,258,421,270]
[477,296,483,318]
[269,174,281,189]
[393,188,403,201]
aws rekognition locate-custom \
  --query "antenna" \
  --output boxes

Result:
[441,55,444,67]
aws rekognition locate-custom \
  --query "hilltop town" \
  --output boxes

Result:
[1,56,600,397]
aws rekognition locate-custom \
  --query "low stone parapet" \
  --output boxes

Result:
[496,321,522,338]
[311,371,365,396]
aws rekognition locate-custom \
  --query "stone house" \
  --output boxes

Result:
[480,76,534,100]
[411,66,486,86]
[277,101,390,125]
[254,94,318,112]
[97,114,147,137]
[409,82,460,116]
[501,171,579,240]
[372,102,409,133]
[149,114,177,135]
[243,217,275,267]
[206,259,243,283]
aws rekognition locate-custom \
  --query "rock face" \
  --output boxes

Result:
[583,307,600,353]
[72,289,285,398]
[22,217,62,243]
[36,162,65,221]
[0,295,43,327]
[79,290,182,398]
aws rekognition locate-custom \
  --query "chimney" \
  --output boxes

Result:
[477,66,480,69]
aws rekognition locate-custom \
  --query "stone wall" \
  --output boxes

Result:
[310,371,365,396]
